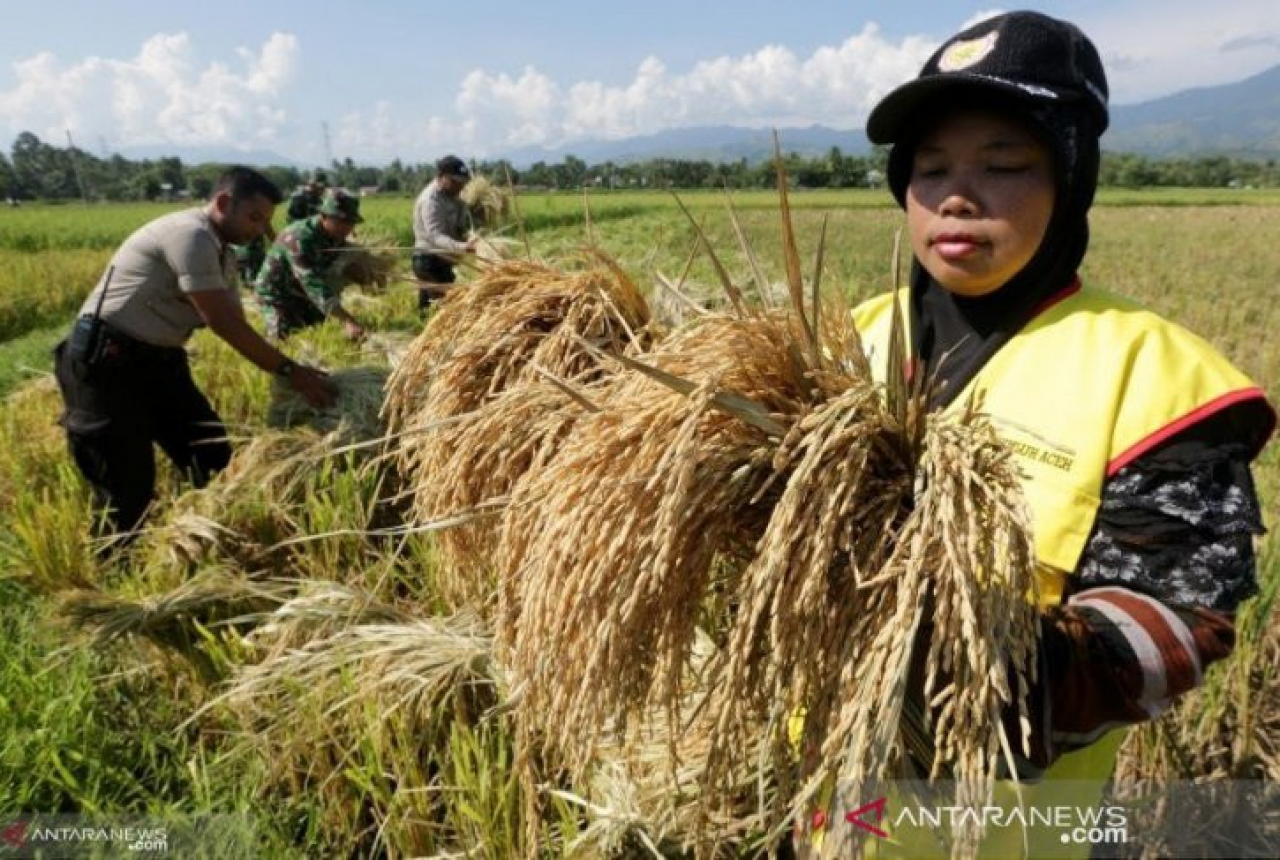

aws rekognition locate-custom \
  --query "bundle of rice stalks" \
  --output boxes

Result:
[461,174,511,227]
[268,365,389,440]
[384,255,651,432]
[60,572,297,681]
[717,401,1037,857]
[212,609,502,855]
[501,310,816,778]
[135,429,364,576]
[404,379,589,610]
[384,256,653,602]
[336,244,398,290]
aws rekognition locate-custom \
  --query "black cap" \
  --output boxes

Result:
[436,155,471,180]
[866,11,1109,145]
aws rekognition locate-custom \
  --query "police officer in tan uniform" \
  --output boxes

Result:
[54,166,336,541]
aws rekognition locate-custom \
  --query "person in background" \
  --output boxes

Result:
[252,188,367,341]
[286,169,329,222]
[232,222,274,286]
[53,166,336,541]
[411,154,476,312]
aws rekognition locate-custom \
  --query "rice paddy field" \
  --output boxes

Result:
[1,186,1278,858]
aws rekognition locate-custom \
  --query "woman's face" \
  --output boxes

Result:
[906,108,1055,297]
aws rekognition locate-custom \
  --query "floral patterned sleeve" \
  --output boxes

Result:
[1005,425,1264,775]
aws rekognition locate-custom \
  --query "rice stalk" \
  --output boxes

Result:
[268,365,389,440]
[461,174,511,227]
[501,311,813,779]
[59,571,296,680]
[406,379,589,611]
[211,609,502,854]
[384,256,653,609]
[705,394,1038,856]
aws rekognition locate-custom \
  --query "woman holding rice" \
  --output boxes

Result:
[848,9,1274,855]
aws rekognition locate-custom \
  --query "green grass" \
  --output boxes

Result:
[0,323,61,397]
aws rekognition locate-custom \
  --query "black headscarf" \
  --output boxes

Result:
[887,96,1103,409]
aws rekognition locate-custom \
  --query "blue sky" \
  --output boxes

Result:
[2,1,1277,164]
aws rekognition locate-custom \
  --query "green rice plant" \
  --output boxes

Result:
[0,581,203,812]
[0,202,182,252]
[0,248,109,340]
[0,465,98,591]
[439,720,525,857]
[0,323,63,397]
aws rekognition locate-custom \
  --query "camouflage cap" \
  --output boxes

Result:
[319,188,364,223]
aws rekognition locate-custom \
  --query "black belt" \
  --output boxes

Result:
[96,323,186,362]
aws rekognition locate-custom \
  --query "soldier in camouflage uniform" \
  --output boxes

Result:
[286,169,328,222]
[253,188,367,341]
[232,224,275,285]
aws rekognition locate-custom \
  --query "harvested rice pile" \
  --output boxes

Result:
[131,430,331,575]
[500,310,812,773]
[491,270,1038,854]
[384,256,654,605]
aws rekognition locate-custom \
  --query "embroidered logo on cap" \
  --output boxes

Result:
[938,31,998,72]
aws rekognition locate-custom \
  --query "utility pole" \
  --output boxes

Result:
[321,121,334,169]
[65,129,91,204]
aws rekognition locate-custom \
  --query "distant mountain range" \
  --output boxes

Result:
[114,144,306,169]
[500,63,1280,166]
[501,124,871,167]
[1106,64,1280,158]
[99,63,1280,168]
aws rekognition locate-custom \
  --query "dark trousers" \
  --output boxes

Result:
[53,335,231,538]
[412,252,456,310]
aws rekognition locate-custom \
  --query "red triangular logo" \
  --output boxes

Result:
[846,796,888,838]
[1,821,28,846]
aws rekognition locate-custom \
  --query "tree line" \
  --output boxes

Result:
[4,131,1279,203]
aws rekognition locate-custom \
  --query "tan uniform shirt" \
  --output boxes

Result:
[79,207,241,348]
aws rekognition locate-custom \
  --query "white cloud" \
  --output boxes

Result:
[0,32,299,151]
[958,9,1006,31]
[1083,0,1280,102]
[333,22,938,160]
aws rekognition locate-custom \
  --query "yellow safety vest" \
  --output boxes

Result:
[854,281,1270,606]
[831,281,1273,858]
